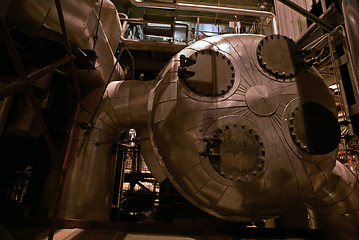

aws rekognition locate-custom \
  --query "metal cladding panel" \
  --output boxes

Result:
[307,163,359,239]
[149,34,339,221]
[59,80,167,220]
[6,0,122,87]
[274,0,311,40]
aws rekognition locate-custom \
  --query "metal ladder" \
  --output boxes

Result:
[328,26,359,137]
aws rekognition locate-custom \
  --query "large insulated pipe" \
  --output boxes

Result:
[58,80,166,220]
[147,33,359,238]
[5,0,122,88]
[306,162,359,239]
[129,0,279,34]
[3,0,124,219]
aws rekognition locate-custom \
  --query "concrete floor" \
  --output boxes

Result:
[1,226,199,240]
[0,217,323,240]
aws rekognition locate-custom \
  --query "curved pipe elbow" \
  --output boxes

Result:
[59,80,167,220]
[306,162,359,239]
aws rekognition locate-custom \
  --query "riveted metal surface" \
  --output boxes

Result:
[148,34,339,221]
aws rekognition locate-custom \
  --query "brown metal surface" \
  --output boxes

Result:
[58,80,167,220]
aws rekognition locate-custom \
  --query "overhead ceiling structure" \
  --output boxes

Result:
[113,0,274,10]
[112,0,275,25]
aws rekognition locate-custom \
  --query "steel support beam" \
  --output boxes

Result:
[277,0,335,32]
[0,55,73,101]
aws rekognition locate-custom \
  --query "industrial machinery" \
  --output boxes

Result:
[57,32,359,239]
[1,0,359,240]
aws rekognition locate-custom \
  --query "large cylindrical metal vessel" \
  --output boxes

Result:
[58,33,358,239]
[148,34,341,221]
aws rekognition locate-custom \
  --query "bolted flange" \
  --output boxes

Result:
[257,34,304,80]
[200,123,266,183]
[179,49,235,96]
[288,102,341,154]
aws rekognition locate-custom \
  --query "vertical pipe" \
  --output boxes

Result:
[136,146,141,174]
[48,103,81,240]
[196,17,200,41]
[117,147,127,221]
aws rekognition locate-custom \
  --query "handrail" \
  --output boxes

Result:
[119,12,129,36]
[117,46,135,80]
[129,0,279,34]
[177,14,269,26]
[120,18,189,45]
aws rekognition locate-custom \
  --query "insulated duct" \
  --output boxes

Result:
[58,80,166,220]
[307,163,359,239]
[5,0,122,89]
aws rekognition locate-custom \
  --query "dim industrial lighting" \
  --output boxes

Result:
[329,84,339,90]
